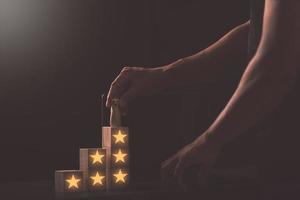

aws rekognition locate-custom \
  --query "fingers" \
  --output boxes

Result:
[161,156,189,191]
[106,67,132,107]
[161,156,178,184]
[174,159,188,191]
[175,162,209,191]
[162,157,206,191]
[119,87,138,111]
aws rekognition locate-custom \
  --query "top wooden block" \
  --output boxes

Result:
[102,127,129,149]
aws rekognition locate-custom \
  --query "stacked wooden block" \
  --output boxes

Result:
[80,148,107,191]
[55,127,129,194]
[102,126,129,189]
[55,99,129,194]
[55,170,84,193]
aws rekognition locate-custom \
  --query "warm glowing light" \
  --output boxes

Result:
[90,150,104,164]
[113,169,128,183]
[66,175,81,189]
[90,172,105,186]
[113,149,127,163]
[113,130,127,144]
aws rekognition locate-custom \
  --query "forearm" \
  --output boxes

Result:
[202,53,299,147]
[160,21,250,89]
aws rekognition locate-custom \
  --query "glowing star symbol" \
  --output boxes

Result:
[90,150,104,164]
[113,149,127,163]
[90,172,105,186]
[66,175,81,189]
[113,130,127,144]
[113,169,128,183]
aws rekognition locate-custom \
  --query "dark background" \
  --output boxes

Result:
[0,0,249,182]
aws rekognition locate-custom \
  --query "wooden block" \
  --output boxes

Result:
[87,170,107,191]
[107,168,130,190]
[80,148,107,171]
[102,127,129,167]
[102,127,129,150]
[107,148,129,189]
[110,99,122,127]
[102,127,130,189]
[111,148,129,168]
[55,170,84,193]
[80,148,107,191]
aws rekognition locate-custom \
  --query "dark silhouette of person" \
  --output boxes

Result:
[106,0,300,189]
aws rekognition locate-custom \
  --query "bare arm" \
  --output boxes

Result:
[162,21,250,88]
[161,1,300,188]
[106,22,250,108]
[202,0,300,147]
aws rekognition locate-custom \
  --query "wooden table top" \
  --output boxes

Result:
[0,179,299,200]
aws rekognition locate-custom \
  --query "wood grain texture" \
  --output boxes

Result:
[79,148,107,191]
[80,148,107,171]
[102,126,130,190]
[55,170,84,193]
[110,99,122,127]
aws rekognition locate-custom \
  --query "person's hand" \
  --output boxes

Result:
[106,67,166,114]
[161,134,221,190]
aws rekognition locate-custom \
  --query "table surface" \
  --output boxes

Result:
[0,180,299,200]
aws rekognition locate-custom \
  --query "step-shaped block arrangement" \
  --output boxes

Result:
[102,126,129,189]
[55,170,84,193]
[55,126,130,194]
[80,148,107,191]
